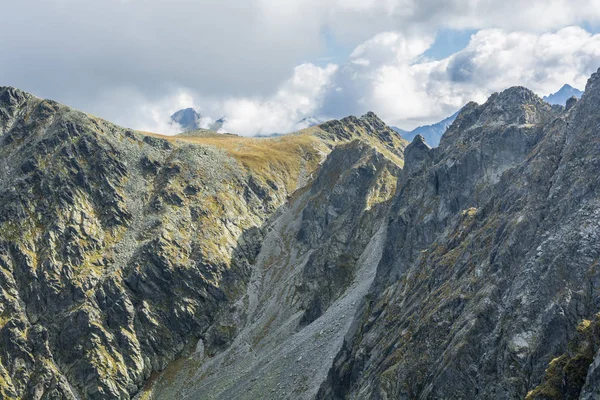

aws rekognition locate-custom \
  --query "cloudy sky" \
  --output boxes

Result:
[3,0,600,135]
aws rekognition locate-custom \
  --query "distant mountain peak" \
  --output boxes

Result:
[210,117,227,132]
[170,108,228,133]
[392,110,460,147]
[170,107,202,132]
[543,83,584,106]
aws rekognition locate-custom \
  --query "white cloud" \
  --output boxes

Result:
[78,62,338,136]
[58,26,600,135]
[88,87,199,135]
[2,1,600,134]
[328,26,600,129]
[350,32,435,65]
[218,63,338,135]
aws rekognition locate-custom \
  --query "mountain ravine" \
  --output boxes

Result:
[0,69,599,400]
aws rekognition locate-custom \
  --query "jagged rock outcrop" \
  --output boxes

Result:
[403,134,432,173]
[566,95,578,112]
[317,70,600,399]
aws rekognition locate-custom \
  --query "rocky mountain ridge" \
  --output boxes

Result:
[0,86,406,399]
[143,75,600,400]
[2,68,600,400]
[318,75,600,399]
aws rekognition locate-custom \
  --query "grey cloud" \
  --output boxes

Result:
[2,0,600,133]
[447,53,476,82]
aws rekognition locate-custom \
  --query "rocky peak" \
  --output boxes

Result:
[0,86,38,136]
[0,86,32,106]
[403,134,432,172]
[317,112,408,165]
[411,133,427,145]
[360,111,397,141]
[476,86,552,126]
[439,87,554,151]
[360,110,384,126]
[566,95,578,111]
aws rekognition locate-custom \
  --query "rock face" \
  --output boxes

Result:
[0,89,298,399]
[3,68,600,400]
[403,134,432,173]
[318,73,600,399]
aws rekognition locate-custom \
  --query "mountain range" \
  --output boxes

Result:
[1,69,600,400]
[169,84,583,145]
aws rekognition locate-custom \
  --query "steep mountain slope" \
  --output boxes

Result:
[543,83,584,106]
[392,110,459,147]
[145,141,402,399]
[0,87,407,400]
[318,72,600,399]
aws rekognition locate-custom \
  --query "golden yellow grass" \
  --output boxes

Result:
[138,123,407,193]
[141,130,328,192]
